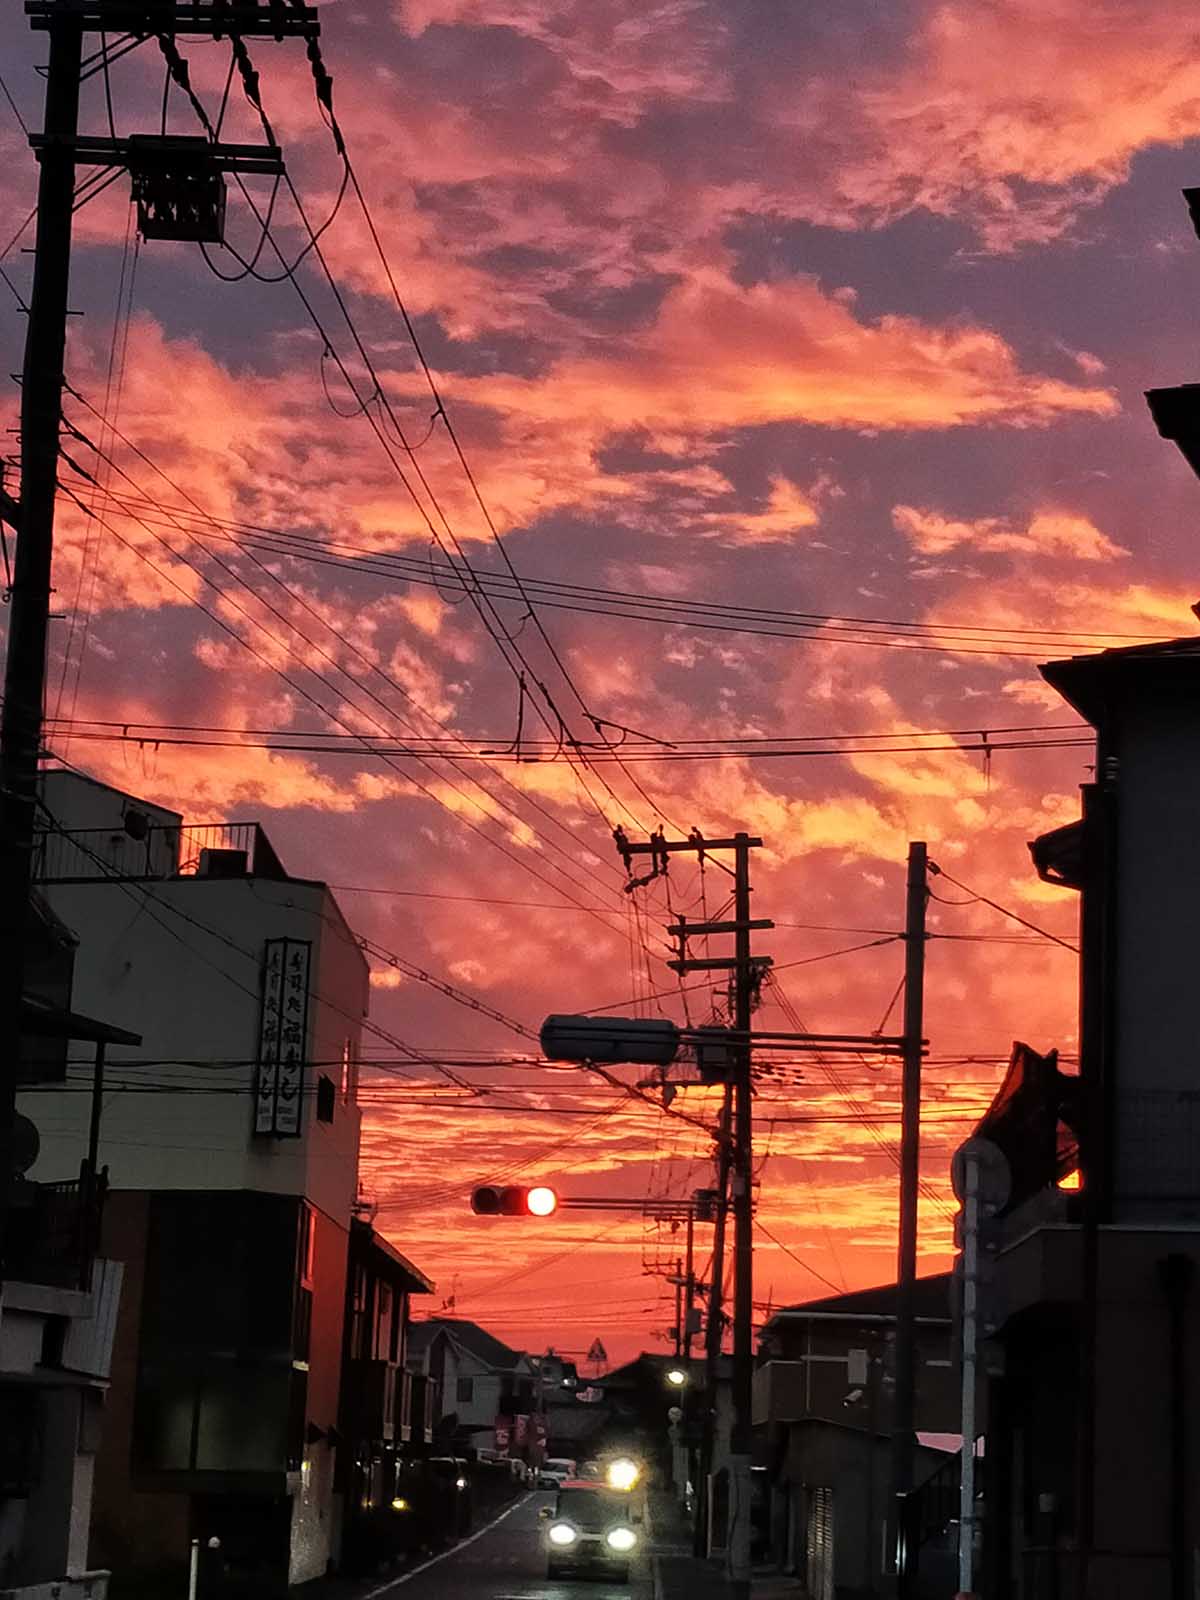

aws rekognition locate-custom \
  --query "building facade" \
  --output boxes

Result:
[19,770,369,1596]
[969,638,1200,1600]
[756,1276,959,1598]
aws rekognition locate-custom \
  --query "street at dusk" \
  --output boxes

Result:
[5,1,1200,1597]
[365,1494,653,1600]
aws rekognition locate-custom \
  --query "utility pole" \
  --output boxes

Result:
[683,1204,696,1362]
[0,0,83,1283]
[696,1083,733,1557]
[0,0,317,1285]
[888,840,928,1594]
[728,832,756,1599]
[674,1255,684,1360]
[624,827,766,1599]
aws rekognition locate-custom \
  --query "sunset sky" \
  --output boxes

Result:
[4,0,1200,1365]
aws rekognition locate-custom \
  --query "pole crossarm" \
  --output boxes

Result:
[34,134,285,177]
[669,918,774,937]
[26,2,321,37]
[623,835,763,855]
[561,1197,710,1218]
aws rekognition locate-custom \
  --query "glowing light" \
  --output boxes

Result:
[548,1522,578,1547]
[605,1458,641,1491]
[391,1497,410,1512]
[606,1526,637,1552]
[1058,1168,1082,1191]
[666,1367,688,1387]
[527,1186,558,1217]
[455,1476,468,1490]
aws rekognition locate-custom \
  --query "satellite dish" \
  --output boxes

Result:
[11,1113,40,1175]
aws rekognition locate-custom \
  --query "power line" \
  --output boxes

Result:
[927,861,1080,953]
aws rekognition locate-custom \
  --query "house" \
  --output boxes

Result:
[405,1318,538,1456]
[755,1275,959,1598]
[965,636,1200,1599]
[1,918,140,1600]
[336,1215,435,1573]
[19,769,369,1597]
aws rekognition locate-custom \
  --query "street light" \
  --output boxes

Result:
[527,1186,558,1217]
[666,1367,688,1387]
[470,1184,559,1216]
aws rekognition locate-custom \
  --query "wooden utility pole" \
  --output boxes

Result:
[0,0,317,1287]
[889,840,928,1593]
[696,1083,733,1556]
[728,831,756,1599]
[0,0,83,1287]
[622,828,768,1597]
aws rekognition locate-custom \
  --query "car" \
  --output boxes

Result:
[541,1479,639,1583]
[536,1456,576,1490]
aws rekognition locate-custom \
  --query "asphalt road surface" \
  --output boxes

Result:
[364,1492,656,1600]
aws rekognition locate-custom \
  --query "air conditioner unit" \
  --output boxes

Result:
[197,847,248,878]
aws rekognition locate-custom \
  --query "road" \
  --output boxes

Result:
[364,1492,657,1600]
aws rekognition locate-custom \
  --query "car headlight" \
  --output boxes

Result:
[606,1526,637,1552]
[606,1457,641,1491]
[548,1522,579,1547]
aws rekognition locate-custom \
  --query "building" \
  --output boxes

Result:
[966,636,1200,1600]
[755,1276,959,1598]
[404,1318,538,1456]
[336,1215,435,1574]
[19,769,369,1597]
[2,911,140,1600]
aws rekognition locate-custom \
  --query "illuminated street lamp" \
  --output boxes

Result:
[605,1457,641,1491]
[666,1367,688,1388]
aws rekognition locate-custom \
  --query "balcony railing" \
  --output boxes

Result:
[33,821,287,883]
[4,1162,106,1289]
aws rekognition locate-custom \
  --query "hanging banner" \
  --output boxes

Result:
[255,937,311,1137]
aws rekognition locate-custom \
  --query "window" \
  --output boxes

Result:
[351,1264,369,1361]
[297,1202,315,1288]
[340,1038,357,1105]
[456,1377,475,1405]
[374,1281,395,1362]
[316,1074,335,1122]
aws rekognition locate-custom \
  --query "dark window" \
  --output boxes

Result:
[316,1074,336,1122]
[293,1286,313,1364]
[374,1281,395,1362]
[351,1264,368,1361]
[456,1377,474,1404]
[297,1203,315,1288]
[0,1388,39,1493]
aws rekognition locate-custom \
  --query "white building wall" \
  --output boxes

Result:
[21,872,365,1225]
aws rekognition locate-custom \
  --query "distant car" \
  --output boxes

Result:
[541,1479,638,1583]
[537,1456,576,1490]
[428,1456,472,1536]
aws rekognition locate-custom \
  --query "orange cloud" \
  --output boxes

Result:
[894,504,1128,561]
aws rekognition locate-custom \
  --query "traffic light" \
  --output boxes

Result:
[470,1184,559,1217]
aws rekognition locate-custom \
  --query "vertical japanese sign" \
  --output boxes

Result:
[256,937,311,1137]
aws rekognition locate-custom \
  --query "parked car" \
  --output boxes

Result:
[537,1456,576,1489]
[540,1479,638,1583]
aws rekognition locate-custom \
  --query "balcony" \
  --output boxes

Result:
[345,1359,398,1444]
[4,1164,105,1290]
[33,820,287,883]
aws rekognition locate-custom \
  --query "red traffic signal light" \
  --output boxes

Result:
[470,1184,559,1217]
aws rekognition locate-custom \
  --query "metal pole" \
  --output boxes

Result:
[889,840,927,1592]
[728,832,754,1599]
[0,9,83,1284]
[696,1084,733,1557]
[684,1207,695,1362]
[958,1146,980,1596]
[674,1255,684,1361]
[187,1538,200,1600]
